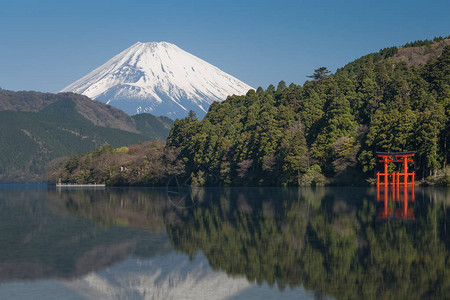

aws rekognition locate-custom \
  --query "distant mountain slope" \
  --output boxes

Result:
[133,113,173,139]
[0,89,173,138]
[0,110,143,181]
[0,89,173,182]
[60,42,253,119]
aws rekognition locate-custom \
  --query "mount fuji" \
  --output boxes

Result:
[61,42,253,119]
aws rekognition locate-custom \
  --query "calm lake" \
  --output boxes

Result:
[0,185,448,299]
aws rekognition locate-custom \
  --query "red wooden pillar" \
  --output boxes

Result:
[384,157,389,186]
[403,156,408,185]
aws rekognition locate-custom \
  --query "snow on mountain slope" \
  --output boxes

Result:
[61,42,253,119]
[64,252,251,300]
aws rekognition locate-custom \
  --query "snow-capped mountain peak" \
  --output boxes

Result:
[61,42,253,119]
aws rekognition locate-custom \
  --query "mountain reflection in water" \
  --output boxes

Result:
[0,186,448,299]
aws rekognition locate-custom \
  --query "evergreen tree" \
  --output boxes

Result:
[307,67,331,80]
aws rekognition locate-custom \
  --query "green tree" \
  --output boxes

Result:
[307,67,331,80]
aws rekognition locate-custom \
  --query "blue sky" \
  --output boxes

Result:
[1,0,449,92]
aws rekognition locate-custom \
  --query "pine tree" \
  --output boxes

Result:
[307,67,331,80]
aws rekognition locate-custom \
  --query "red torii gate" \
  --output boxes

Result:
[376,151,415,186]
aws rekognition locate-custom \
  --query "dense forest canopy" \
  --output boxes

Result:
[166,41,450,186]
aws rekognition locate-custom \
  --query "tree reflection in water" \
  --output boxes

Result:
[166,187,450,300]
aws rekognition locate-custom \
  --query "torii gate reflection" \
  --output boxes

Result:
[375,151,415,220]
[377,185,415,220]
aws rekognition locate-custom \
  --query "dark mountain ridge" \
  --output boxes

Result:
[0,89,173,134]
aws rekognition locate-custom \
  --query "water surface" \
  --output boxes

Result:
[0,186,448,299]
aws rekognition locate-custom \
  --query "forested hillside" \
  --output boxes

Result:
[0,91,173,182]
[167,40,450,186]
